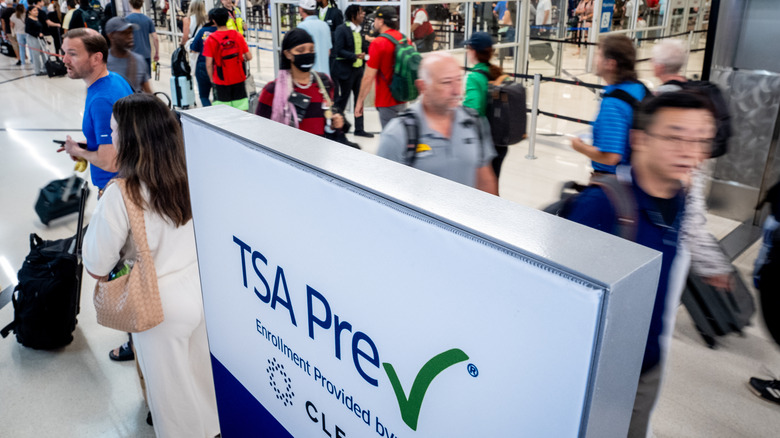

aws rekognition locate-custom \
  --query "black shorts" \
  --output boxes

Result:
[214,82,247,102]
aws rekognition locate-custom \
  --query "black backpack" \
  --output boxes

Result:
[666,79,732,158]
[477,71,528,146]
[80,7,102,32]
[1,233,84,349]
[171,45,191,77]
[1,182,87,350]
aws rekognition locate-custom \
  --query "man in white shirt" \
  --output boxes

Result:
[535,0,552,26]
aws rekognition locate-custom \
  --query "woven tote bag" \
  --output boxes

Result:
[93,179,164,333]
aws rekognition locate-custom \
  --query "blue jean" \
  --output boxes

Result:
[16,33,27,65]
[195,60,212,107]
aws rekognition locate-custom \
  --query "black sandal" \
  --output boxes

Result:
[108,341,134,362]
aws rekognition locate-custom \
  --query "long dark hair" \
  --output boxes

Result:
[113,94,192,226]
[474,48,503,81]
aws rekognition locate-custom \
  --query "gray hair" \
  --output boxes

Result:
[418,52,459,85]
[651,39,688,75]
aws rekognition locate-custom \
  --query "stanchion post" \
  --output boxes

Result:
[526,73,541,160]
[684,30,694,77]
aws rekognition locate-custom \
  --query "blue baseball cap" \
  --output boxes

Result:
[463,32,494,51]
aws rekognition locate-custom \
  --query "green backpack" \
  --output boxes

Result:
[378,33,421,102]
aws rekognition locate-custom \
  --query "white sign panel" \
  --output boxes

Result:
[184,120,606,437]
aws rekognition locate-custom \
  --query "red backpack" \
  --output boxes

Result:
[210,32,246,84]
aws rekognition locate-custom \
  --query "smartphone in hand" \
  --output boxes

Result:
[53,140,88,149]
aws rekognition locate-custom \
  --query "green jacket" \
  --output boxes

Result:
[463,63,490,117]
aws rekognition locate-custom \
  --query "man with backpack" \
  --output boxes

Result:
[355,6,413,129]
[203,7,251,110]
[377,52,498,195]
[67,0,100,33]
[564,91,716,437]
[571,35,648,175]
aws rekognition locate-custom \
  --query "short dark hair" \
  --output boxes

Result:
[636,91,716,131]
[599,35,637,83]
[66,0,76,8]
[65,28,109,64]
[345,4,361,22]
[129,0,143,9]
[213,7,230,26]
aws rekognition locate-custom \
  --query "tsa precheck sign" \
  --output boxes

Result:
[184,116,606,437]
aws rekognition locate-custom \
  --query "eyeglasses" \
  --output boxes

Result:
[644,131,714,152]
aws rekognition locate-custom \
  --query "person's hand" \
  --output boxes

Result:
[355,101,363,118]
[357,53,365,60]
[571,137,587,153]
[153,54,160,62]
[332,113,344,130]
[58,135,84,161]
[703,273,734,291]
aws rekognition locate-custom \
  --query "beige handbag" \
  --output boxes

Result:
[93,179,164,333]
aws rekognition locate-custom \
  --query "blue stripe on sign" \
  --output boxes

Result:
[211,354,294,438]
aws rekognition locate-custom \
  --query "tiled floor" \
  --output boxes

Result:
[1,34,779,438]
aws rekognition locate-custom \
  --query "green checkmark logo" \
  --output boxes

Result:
[383,348,470,431]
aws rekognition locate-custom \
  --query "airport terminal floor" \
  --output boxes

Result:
[2,21,780,438]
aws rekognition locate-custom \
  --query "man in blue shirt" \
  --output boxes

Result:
[572,35,647,174]
[58,28,133,192]
[565,91,716,437]
[297,0,332,76]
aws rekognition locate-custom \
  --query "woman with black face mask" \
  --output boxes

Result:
[256,28,350,143]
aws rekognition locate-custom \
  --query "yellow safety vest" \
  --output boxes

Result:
[226,7,244,35]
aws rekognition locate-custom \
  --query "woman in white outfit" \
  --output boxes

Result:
[82,94,220,438]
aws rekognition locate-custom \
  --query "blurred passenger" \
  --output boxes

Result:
[181,0,207,48]
[332,4,372,137]
[462,31,511,179]
[61,0,75,33]
[378,52,498,195]
[652,39,735,290]
[565,92,716,438]
[256,28,347,143]
[316,0,343,44]
[82,93,220,438]
[220,0,246,35]
[355,6,407,128]
[24,3,46,75]
[410,3,434,52]
[203,7,251,110]
[9,3,25,66]
[126,0,159,76]
[571,35,647,175]
[189,8,218,107]
[105,16,152,93]
[297,0,331,76]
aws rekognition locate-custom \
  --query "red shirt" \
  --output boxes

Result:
[367,29,405,108]
[202,29,249,86]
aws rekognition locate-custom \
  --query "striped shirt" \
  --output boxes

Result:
[592,81,647,173]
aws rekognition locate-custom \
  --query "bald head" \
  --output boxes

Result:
[416,52,463,115]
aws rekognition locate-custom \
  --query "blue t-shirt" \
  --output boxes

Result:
[591,81,647,173]
[565,170,685,373]
[190,25,218,63]
[493,1,507,19]
[83,72,133,189]
[125,12,156,59]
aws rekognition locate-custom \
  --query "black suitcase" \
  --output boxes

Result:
[1,180,88,350]
[41,37,67,77]
[34,176,90,225]
[0,38,15,58]
[681,270,756,348]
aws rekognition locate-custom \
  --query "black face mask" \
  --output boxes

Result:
[293,53,315,72]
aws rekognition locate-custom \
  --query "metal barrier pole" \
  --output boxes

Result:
[684,30,694,77]
[526,73,541,160]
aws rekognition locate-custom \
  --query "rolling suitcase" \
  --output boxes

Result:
[40,37,66,77]
[34,175,90,225]
[1,180,88,350]
[170,75,196,109]
[681,269,756,348]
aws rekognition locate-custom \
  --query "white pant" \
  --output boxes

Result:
[133,265,220,438]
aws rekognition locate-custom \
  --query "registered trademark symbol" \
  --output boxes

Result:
[467,363,478,377]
